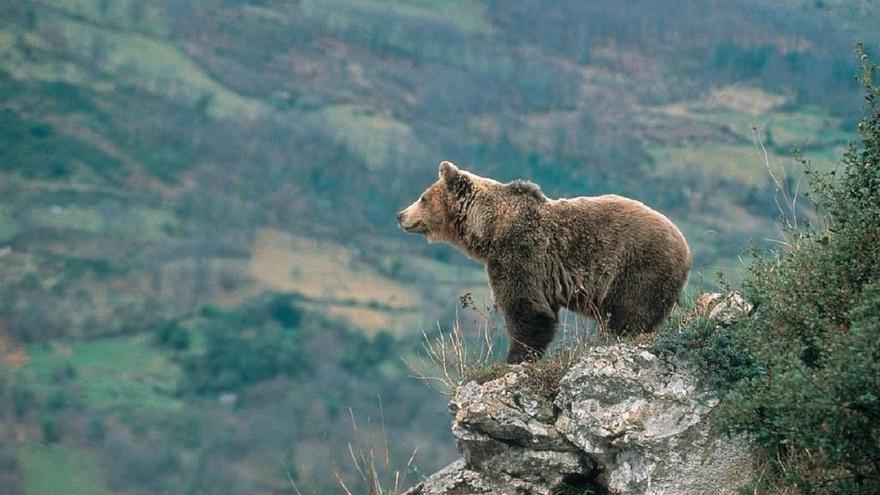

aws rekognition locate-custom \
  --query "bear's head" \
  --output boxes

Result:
[398,161,544,257]
[397,161,484,244]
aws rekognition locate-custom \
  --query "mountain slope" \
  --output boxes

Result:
[1,1,878,493]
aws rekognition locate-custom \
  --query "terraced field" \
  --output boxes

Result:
[249,228,467,336]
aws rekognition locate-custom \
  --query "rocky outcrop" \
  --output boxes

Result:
[406,339,756,494]
[693,292,753,326]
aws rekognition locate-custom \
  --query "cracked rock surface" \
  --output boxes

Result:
[405,345,755,494]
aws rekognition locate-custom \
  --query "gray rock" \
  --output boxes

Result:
[411,344,756,494]
[695,292,753,326]
[555,345,754,494]
[450,368,593,490]
[402,459,494,495]
[403,457,556,495]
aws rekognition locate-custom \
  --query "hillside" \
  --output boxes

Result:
[0,1,878,493]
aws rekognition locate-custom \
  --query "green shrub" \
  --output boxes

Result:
[154,319,191,350]
[267,293,303,328]
[12,384,34,418]
[86,414,107,443]
[45,389,68,412]
[39,414,61,443]
[182,295,305,394]
[706,46,880,493]
[654,315,757,391]
[341,331,395,376]
[50,363,78,384]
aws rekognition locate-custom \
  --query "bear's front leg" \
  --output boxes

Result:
[501,298,558,364]
[487,261,559,364]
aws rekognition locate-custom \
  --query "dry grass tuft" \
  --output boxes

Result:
[405,294,503,394]
[289,403,418,495]
[334,407,418,495]
[461,361,510,384]
[408,294,635,398]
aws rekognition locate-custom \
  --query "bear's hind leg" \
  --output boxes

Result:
[605,279,678,334]
[503,298,558,364]
[606,304,654,334]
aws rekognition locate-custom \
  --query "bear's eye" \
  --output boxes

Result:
[420,195,427,203]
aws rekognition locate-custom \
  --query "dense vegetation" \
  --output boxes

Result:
[0,0,878,493]
[660,48,880,494]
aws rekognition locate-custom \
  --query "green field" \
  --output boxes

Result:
[301,0,493,35]
[19,443,111,495]
[39,0,171,36]
[321,105,428,169]
[0,204,22,242]
[23,335,181,413]
[49,15,261,118]
[27,205,104,234]
[648,143,782,188]
[26,204,179,240]
[0,9,261,119]
[646,103,853,204]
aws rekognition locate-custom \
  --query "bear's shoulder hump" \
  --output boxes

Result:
[505,180,545,200]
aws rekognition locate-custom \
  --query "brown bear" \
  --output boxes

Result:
[398,161,692,364]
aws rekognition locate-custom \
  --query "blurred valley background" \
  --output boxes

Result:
[0,1,878,493]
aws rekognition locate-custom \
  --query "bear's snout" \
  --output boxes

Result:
[397,205,428,234]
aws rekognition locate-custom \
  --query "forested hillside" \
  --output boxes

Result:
[0,1,877,493]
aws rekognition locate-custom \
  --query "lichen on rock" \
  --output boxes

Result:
[554,345,754,494]
[406,340,756,494]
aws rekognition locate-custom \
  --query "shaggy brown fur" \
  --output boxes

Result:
[398,161,692,363]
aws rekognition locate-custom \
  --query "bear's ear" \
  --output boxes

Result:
[439,161,459,181]
[439,161,472,197]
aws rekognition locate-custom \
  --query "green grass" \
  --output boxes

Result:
[26,204,179,239]
[683,102,851,148]
[27,205,104,234]
[0,28,92,84]
[322,105,427,168]
[461,361,511,384]
[648,141,842,191]
[302,0,493,35]
[695,257,746,288]
[45,0,170,37]
[299,0,493,66]
[767,110,847,146]
[688,107,771,137]
[0,203,22,242]
[8,12,261,119]
[648,143,780,188]
[54,15,261,118]
[24,335,181,413]
[657,104,853,181]
[0,106,124,183]
[669,217,750,288]
[19,443,111,495]
[116,207,180,240]
[397,253,485,285]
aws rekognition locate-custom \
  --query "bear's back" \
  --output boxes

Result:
[543,193,690,277]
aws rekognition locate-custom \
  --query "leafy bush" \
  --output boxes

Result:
[0,106,122,182]
[182,295,305,394]
[154,319,191,350]
[654,314,757,391]
[341,331,395,376]
[39,414,61,443]
[703,46,880,493]
[267,294,303,328]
